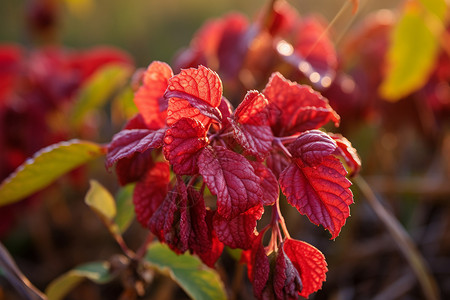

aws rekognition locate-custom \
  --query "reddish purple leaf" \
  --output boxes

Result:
[124,113,150,130]
[198,146,262,219]
[263,72,339,136]
[279,156,353,239]
[148,179,189,254]
[106,128,165,169]
[196,210,224,267]
[231,91,273,159]
[283,239,328,298]
[186,187,211,255]
[134,61,173,130]
[165,66,223,127]
[213,205,263,249]
[274,244,303,300]
[217,96,233,129]
[249,161,278,206]
[330,133,361,177]
[288,130,337,167]
[247,232,270,298]
[133,162,170,227]
[163,118,208,175]
[266,152,290,178]
[115,149,154,185]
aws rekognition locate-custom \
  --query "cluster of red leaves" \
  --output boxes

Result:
[107,61,360,299]
[0,44,133,235]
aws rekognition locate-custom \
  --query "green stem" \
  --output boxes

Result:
[354,175,440,300]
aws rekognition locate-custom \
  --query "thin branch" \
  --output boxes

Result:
[354,175,440,300]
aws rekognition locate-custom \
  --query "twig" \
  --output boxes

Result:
[0,242,47,300]
[354,175,440,300]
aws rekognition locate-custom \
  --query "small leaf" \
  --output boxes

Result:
[163,118,208,175]
[85,180,116,221]
[274,243,302,300]
[279,156,353,239]
[379,3,441,100]
[213,205,263,249]
[145,242,227,300]
[288,130,337,167]
[283,239,327,298]
[249,161,278,206]
[231,91,273,160]
[134,162,170,227]
[198,146,262,219]
[45,261,112,300]
[330,133,361,177]
[0,140,105,207]
[106,128,165,169]
[115,184,136,233]
[134,61,173,130]
[71,64,132,126]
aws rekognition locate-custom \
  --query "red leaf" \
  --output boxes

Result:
[266,152,290,178]
[263,72,339,136]
[133,61,173,130]
[106,128,165,169]
[196,210,224,267]
[249,161,278,206]
[217,96,233,129]
[133,162,170,227]
[246,232,270,298]
[330,133,361,177]
[0,45,22,104]
[148,179,189,254]
[213,205,263,249]
[274,244,303,300]
[115,149,154,185]
[283,239,327,298]
[124,113,150,130]
[163,118,208,175]
[198,146,262,219]
[231,91,273,159]
[279,156,353,239]
[288,130,337,167]
[186,187,211,255]
[165,66,223,127]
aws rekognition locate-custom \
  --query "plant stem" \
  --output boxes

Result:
[354,175,440,300]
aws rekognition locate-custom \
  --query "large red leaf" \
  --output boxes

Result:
[279,156,353,239]
[231,91,273,160]
[133,162,170,227]
[133,61,173,130]
[283,239,327,298]
[263,72,339,136]
[165,66,223,127]
[249,161,278,206]
[213,205,263,249]
[106,128,165,169]
[274,244,303,300]
[288,130,337,167]
[198,146,262,219]
[163,118,208,175]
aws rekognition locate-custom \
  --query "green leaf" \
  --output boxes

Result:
[85,180,117,221]
[114,184,136,233]
[379,3,441,101]
[145,243,226,300]
[0,140,105,207]
[71,63,132,127]
[45,261,112,300]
